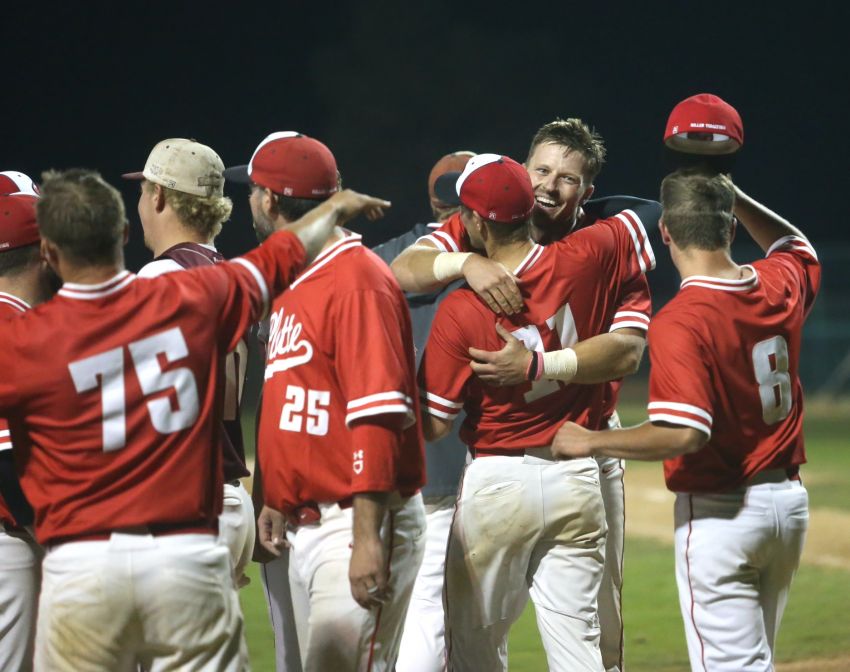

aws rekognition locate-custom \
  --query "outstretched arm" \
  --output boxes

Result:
[286,189,391,264]
[733,184,807,253]
[551,420,706,461]
[391,242,523,315]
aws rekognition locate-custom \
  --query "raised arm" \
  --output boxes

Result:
[286,189,391,264]
[733,184,807,253]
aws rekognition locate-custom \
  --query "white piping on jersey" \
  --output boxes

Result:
[58,271,135,300]
[347,391,414,410]
[648,401,712,424]
[422,390,463,409]
[418,230,460,253]
[615,210,656,272]
[648,412,711,438]
[680,266,758,292]
[610,310,650,332]
[232,258,270,316]
[346,404,416,427]
[766,235,818,260]
[0,292,31,312]
[613,310,650,322]
[421,406,458,421]
[0,429,10,452]
[427,222,441,229]
[512,244,544,276]
[290,233,363,290]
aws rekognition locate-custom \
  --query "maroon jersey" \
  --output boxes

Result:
[648,236,821,492]
[0,231,306,544]
[0,292,30,527]
[420,213,654,454]
[140,242,250,481]
[258,232,425,516]
[418,208,653,422]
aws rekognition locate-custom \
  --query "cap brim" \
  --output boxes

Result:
[433,171,462,206]
[121,171,145,181]
[222,165,251,183]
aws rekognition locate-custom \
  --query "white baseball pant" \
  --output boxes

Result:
[395,494,455,672]
[36,532,247,672]
[260,549,303,672]
[597,409,626,672]
[674,474,808,672]
[444,451,607,672]
[0,525,42,672]
[287,493,426,672]
[220,481,256,589]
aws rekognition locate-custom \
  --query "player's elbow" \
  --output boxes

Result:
[421,414,451,442]
[678,428,708,455]
[618,334,647,375]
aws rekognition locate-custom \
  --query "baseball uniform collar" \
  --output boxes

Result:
[0,291,31,311]
[680,265,758,292]
[290,229,362,290]
[512,243,544,276]
[58,271,136,300]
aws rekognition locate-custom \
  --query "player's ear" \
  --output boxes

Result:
[122,221,130,246]
[263,188,278,219]
[580,183,595,204]
[659,220,672,246]
[729,216,737,245]
[40,238,60,275]
[153,184,166,213]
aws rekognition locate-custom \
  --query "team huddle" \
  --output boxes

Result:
[0,93,819,672]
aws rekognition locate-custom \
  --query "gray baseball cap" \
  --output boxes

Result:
[122,138,225,198]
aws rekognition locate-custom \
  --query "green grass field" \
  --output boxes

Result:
[239,407,850,670]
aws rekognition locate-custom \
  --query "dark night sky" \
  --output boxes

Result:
[1,1,847,274]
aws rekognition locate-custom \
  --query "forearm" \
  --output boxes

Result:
[734,186,807,253]
[352,492,389,542]
[284,197,341,263]
[585,422,704,460]
[390,246,469,293]
[567,331,645,383]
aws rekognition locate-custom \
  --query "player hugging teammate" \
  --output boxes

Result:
[0,94,818,672]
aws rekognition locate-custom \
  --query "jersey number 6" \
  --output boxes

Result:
[68,327,200,452]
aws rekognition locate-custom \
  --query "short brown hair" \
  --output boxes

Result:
[144,181,233,239]
[0,242,40,278]
[660,169,735,250]
[527,118,606,182]
[37,169,126,265]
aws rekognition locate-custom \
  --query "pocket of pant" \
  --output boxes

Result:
[470,481,529,543]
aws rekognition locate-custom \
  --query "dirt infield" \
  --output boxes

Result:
[777,656,850,671]
[623,464,850,571]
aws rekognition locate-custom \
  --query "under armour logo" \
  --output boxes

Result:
[353,449,364,475]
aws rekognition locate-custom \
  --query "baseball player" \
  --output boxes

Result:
[0,188,52,672]
[123,138,255,589]
[554,169,819,672]
[371,150,474,672]
[418,153,655,671]
[0,166,388,670]
[226,131,426,672]
[392,119,658,672]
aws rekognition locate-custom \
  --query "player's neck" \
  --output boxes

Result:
[674,247,744,282]
[316,226,345,253]
[0,268,43,306]
[57,250,126,286]
[487,238,534,270]
[530,217,576,246]
[149,218,212,258]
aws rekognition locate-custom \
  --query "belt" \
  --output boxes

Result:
[288,498,353,528]
[473,446,556,460]
[747,466,801,486]
[48,519,218,546]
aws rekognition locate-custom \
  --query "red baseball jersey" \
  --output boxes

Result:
[0,292,30,527]
[0,231,306,544]
[258,232,425,515]
[420,212,654,454]
[418,209,653,422]
[647,236,821,492]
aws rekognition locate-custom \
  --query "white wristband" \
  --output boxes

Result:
[542,348,578,382]
[432,252,472,281]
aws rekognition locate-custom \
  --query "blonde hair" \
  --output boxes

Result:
[145,181,233,239]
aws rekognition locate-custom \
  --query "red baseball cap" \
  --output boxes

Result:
[428,151,475,208]
[223,131,339,199]
[664,94,743,155]
[0,171,40,197]
[0,194,40,251]
[436,154,534,224]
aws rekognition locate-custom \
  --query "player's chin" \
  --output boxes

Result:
[531,204,563,228]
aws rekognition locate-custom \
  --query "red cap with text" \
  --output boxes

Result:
[0,194,40,251]
[664,94,744,154]
[224,131,338,199]
[454,154,534,224]
[0,171,40,197]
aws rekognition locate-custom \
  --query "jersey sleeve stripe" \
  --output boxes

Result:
[345,403,416,427]
[648,401,712,423]
[423,390,464,409]
[347,391,414,410]
[615,210,657,272]
[648,412,711,437]
[232,258,270,316]
[0,430,10,438]
[0,443,11,452]
[415,234,448,252]
[766,235,818,261]
[609,319,649,332]
[422,406,460,421]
